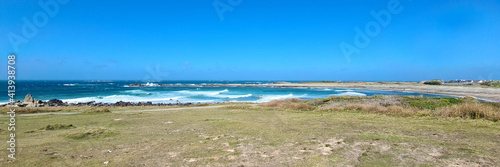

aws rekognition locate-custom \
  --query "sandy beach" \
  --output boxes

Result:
[278,83,500,102]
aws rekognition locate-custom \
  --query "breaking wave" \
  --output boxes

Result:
[335,92,367,96]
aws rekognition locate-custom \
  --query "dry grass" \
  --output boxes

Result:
[85,107,111,113]
[0,106,102,114]
[436,102,500,121]
[321,104,430,117]
[40,124,76,131]
[261,98,313,110]
[2,107,64,114]
[0,105,199,114]
[265,96,500,121]
[2,102,500,166]
[66,127,117,139]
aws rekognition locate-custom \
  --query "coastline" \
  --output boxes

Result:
[285,83,500,102]
[128,82,500,102]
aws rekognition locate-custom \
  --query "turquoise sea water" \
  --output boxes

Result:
[1,80,452,104]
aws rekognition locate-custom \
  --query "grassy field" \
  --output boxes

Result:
[1,96,500,166]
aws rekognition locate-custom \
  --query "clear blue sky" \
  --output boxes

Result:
[1,0,499,81]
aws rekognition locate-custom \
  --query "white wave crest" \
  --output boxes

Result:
[256,93,306,102]
[335,92,366,96]
[335,89,353,92]
[123,90,153,95]
[177,89,229,96]
[61,95,181,104]
[216,94,252,99]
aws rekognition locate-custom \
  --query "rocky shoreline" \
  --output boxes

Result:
[2,94,199,108]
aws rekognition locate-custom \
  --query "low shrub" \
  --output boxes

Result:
[4,107,62,114]
[343,104,427,117]
[66,127,116,139]
[423,80,443,85]
[40,124,75,131]
[480,81,500,87]
[406,97,463,110]
[224,105,253,110]
[262,98,313,110]
[86,107,111,113]
[436,102,500,121]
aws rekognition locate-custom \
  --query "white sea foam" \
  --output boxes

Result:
[335,89,353,92]
[177,89,229,96]
[253,93,309,103]
[216,94,252,99]
[257,94,293,102]
[60,88,254,104]
[335,92,366,96]
[145,82,159,86]
[123,90,144,93]
[63,84,76,86]
[175,89,250,99]
[62,95,181,104]
[123,90,152,95]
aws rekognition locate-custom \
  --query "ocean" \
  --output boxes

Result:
[1,80,452,104]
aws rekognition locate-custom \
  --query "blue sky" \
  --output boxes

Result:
[1,0,499,81]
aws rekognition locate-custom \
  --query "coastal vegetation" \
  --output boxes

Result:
[259,96,499,122]
[423,80,443,85]
[480,80,500,87]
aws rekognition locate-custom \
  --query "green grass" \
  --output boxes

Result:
[1,100,500,166]
[405,97,463,110]
[66,127,117,140]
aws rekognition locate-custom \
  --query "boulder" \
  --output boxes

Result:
[48,99,64,106]
[129,83,142,87]
[23,94,40,107]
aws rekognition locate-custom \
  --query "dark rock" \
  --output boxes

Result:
[129,83,141,87]
[48,99,64,106]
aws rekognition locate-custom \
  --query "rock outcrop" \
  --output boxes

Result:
[47,99,64,106]
[2,94,199,108]
[23,94,41,107]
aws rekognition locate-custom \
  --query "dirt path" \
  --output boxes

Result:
[3,105,226,117]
